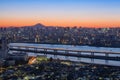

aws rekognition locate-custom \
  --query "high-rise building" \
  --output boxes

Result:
[0,29,8,59]
[35,34,40,43]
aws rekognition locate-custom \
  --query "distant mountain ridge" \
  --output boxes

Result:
[33,23,45,28]
[0,23,46,28]
[0,23,120,28]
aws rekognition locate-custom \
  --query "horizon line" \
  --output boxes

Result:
[0,23,120,28]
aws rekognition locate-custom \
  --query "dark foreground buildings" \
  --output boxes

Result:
[0,60,120,80]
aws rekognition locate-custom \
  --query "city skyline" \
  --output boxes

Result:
[0,0,120,27]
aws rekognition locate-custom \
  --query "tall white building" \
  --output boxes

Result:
[35,34,40,43]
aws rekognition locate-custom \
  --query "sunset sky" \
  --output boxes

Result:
[0,0,120,27]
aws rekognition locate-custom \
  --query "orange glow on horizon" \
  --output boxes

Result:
[1,0,120,28]
[0,19,120,28]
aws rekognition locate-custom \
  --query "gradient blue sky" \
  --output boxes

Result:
[0,0,120,27]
